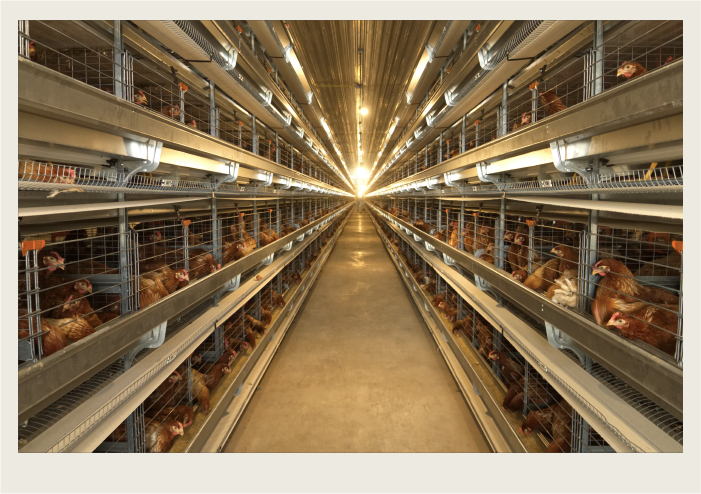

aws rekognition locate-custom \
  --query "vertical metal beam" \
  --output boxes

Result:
[291,198,295,226]
[594,21,604,96]
[253,201,259,251]
[117,195,131,313]
[179,85,185,124]
[251,115,258,155]
[497,197,506,270]
[439,132,443,164]
[276,199,281,236]
[583,158,600,311]
[211,196,221,266]
[461,115,466,153]
[501,81,508,136]
[209,81,217,137]
[113,21,124,100]
[459,201,465,250]
[275,133,280,163]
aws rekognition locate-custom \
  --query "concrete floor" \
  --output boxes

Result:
[223,209,491,452]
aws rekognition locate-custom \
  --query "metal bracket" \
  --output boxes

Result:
[443,253,457,266]
[213,162,240,190]
[413,233,423,242]
[260,254,274,266]
[281,242,293,252]
[476,161,514,190]
[424,241,436,252]
[261,89,273,107]
[545,321,587,365]
[550,140,591,180]
[426,111,438,128]
[259,172,274,187]
[221,274,242,293]
[425,43,436,64]
[425,178,439,190]
[281,111,292,127]
[279,177,292,190]
[282,44,293,64]
[123,321,168,369]
[444,172,460,188]
[123,139,162,182]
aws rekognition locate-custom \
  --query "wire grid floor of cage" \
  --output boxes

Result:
[18,347,150,450]
[500,299,683,447]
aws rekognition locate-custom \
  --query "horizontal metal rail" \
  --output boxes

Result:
[17,204,352,423]
[368,204,682,421]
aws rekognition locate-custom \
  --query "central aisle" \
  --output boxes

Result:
[224,209,491,452]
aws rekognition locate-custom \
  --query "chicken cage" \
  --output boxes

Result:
[372,20,682,191]
[19,20,341,188]
[375,197,683,367]
[18,205,351,453]
[18,197,344,366]
[94,213,344,453]
[370,205,683,452]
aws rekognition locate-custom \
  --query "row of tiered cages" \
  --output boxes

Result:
[370,206,683,451]
[375,197,683,367]
[375,20,682,190]
[18,197,343,366]
[19,20,339,188]
[18,205,350,452]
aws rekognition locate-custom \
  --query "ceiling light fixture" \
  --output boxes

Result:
[360,107,368,116]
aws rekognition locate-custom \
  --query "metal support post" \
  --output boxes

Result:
[497,197,506,270]
[209,81,217,137]
[500,81,508,136]
[582,159,600,311]
[117,162,132,313]
[252,115,258,155]
[113,21,124,99]
[276,199,281,236]
[459,201,465,250]
[212,196,221,266]
[291,198,295,226]
[253,201,259,250]
[275,133,280,163]
[594,20,604,96]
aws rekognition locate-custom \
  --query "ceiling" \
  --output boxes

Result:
[287,21,433,180]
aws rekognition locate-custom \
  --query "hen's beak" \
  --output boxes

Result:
[592,268,605,276]
[616,68,624,77]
